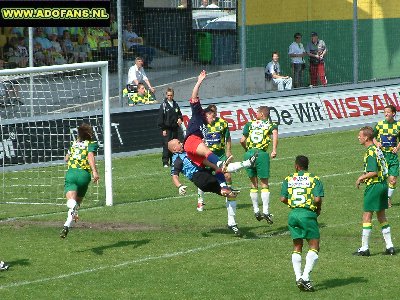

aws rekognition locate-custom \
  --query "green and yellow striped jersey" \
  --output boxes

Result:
[374,120,400,152]
[280,171,324,212]
[363,144,388,185]
[242,119,277,151]
[205,117,230,152]
[67,140,99,172]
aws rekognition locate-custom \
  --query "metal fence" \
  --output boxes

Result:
[1,0,399,108]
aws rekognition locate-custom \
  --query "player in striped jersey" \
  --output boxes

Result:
[197,104,232,211]
[355,126,395,256]
[373,105,400,207]
[280,155,324,292]
[60,123,99,238]
[240,106,278,224]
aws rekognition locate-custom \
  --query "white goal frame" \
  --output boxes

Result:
[0,61,113,206]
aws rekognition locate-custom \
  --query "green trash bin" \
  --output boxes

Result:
[197,32,212,63]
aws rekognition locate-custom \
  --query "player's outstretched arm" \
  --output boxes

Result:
[88,152,99,183]
[191,70,207,101]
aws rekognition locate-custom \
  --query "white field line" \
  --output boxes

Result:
[1,213,399,290]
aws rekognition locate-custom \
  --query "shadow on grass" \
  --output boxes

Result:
[317,276,368,290]
[4,258,30,270]
[77,239,150,255]
[203,225,289,239]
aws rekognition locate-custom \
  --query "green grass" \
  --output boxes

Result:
[1,129,399,299]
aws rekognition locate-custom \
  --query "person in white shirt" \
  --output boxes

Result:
[265,51,292,91]
[288,33,306,88]
[207,0,219,8]
[127,57,155,94]
[200,0,208,8]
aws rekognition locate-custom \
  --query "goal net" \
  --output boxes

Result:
[0,62,113,207]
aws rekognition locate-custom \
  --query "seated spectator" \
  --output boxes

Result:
[15,37,28,67]
[104,13,118,40]
[265,51,292,91]
[127,56,155,93]
[207,0,219,8]
[90,27,117,71]
[34,27,55,65]
[67,27,80,42]
[61,30,87,63]
[77,27,98,61]
[200,0,208,8]
[44,27,59,38]
[49,33,67,64]
[178,0,188,8]
[123,21,156,68]
[3,37,20,68]
[123,83,157,106]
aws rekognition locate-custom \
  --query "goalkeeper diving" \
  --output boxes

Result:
[168,139,257,198]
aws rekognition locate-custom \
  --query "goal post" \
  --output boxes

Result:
[0,61,113,206]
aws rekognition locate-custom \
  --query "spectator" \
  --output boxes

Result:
[265,51,292,91]
[34,27,54,65]
[104,13,118,40]
[44,27,59,38]
[125,83,157,106]
[67,27,80,42]
[207,0,219,8]
[62,30,87,63]
[49,33,67,65]
[127,56,155,93]
[90,27,117,71]
[178,0,188,8]
[123,21,156,68]
[77,27,98,61]
[3,37,20,68]
[15,37,28,68]
[305,32,327,87]
[200,0,208,8]
[157,87,183,167]
[288,33,306,88]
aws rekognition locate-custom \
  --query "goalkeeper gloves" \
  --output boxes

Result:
[178,185,187,195]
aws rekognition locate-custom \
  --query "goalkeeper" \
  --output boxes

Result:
[168,139,257,199]
[60,123,100,239]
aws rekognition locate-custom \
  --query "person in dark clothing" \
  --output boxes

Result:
[157,87,183,167]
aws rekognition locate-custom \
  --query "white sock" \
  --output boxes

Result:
[226,160,251,172]
[291,252,302,281]
[381,225,394,249]
[64,208,74,227]
[361,226,371,250]
[302,250,318,281]
[64,199,78,228]
[388,187,395,198]
[197,188,205,204]
[226,199,237,226]
[250,189,259,213]
[261,189,270,214]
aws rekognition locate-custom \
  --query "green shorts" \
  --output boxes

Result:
[244,149,270,179]
[64,168,92,198]
[288,208,320,240]
[364,181,388,211]
[383,152,399,177]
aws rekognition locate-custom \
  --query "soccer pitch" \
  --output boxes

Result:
[0,129,399,299]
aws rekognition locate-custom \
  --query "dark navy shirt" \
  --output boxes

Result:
[184,98,208,142]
